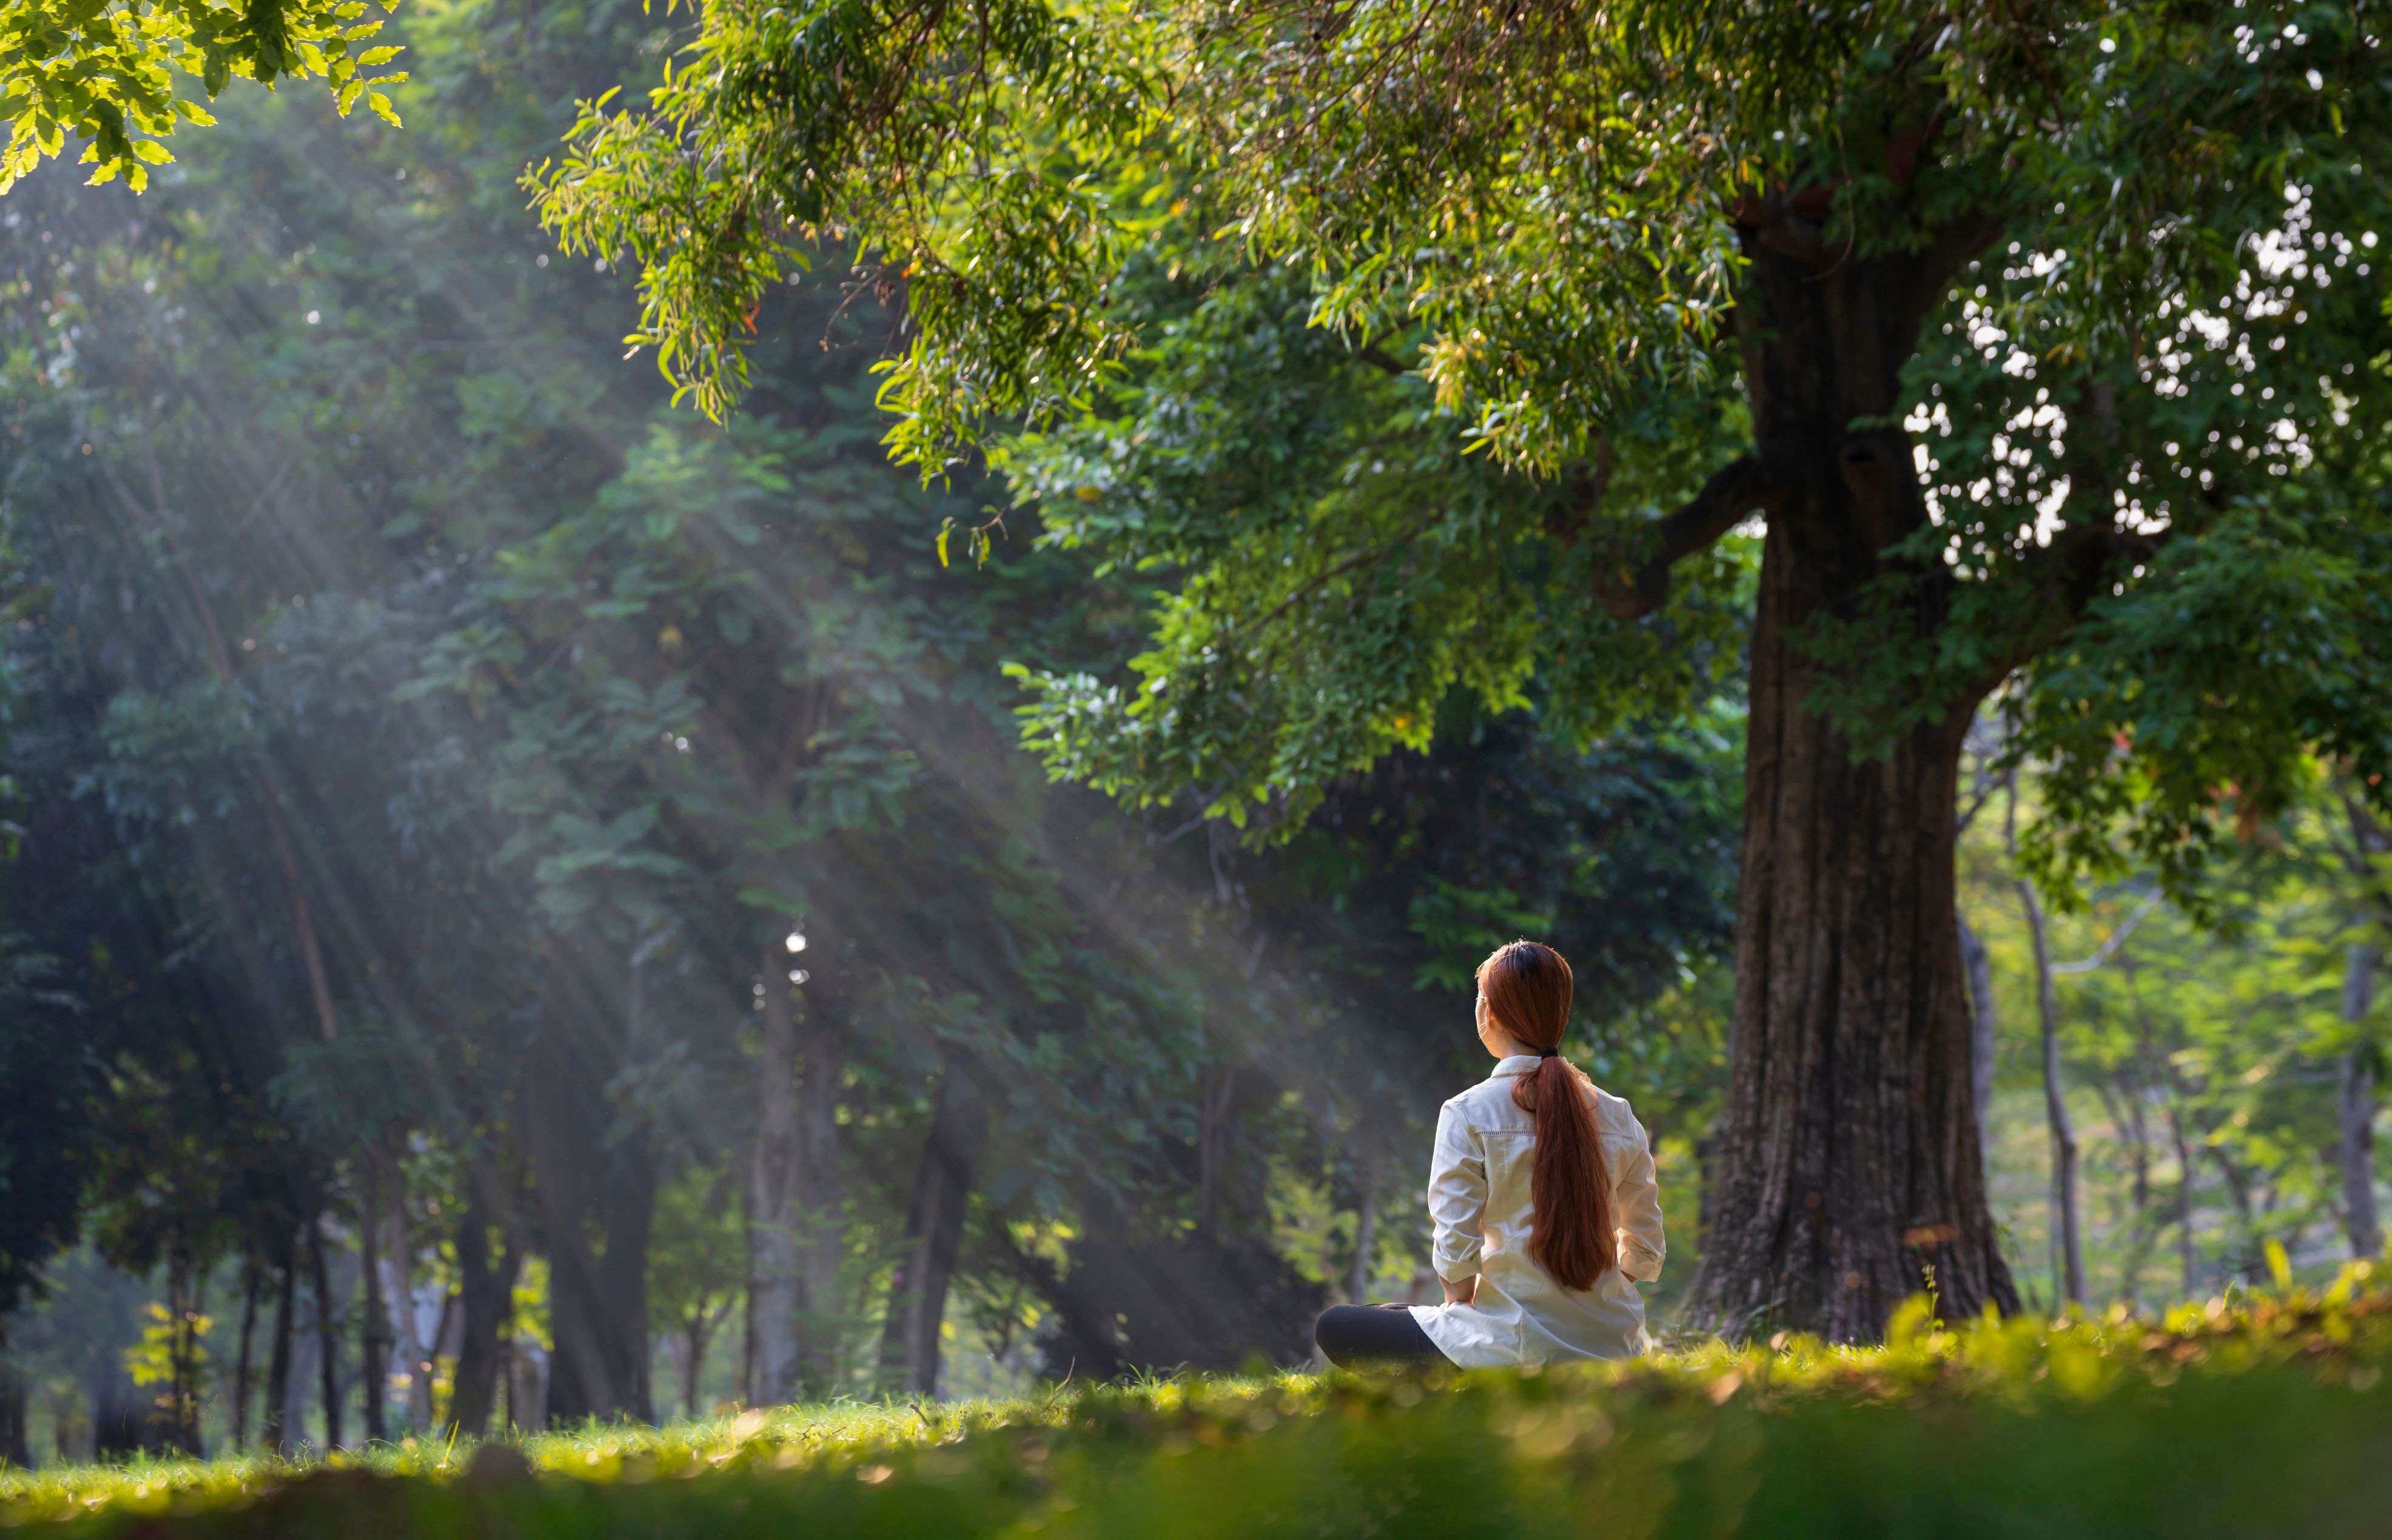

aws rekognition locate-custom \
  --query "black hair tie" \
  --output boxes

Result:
[1538,1047,1560,1059]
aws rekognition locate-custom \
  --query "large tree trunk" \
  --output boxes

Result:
[1687,240,2019,1341]
[747,943,803,1407]
[875,1077,981,1396]
[2341,943,2383,1260]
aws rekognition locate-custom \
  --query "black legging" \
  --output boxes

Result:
[1313,1304,1452,1368]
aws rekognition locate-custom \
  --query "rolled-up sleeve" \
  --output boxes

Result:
[1424,1099,1487,1282]
[1610,1115,1667,1284]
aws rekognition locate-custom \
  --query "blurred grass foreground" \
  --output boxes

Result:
[7,1269,2389,1539]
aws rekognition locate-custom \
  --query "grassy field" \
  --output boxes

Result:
[6,1269,2390,1538]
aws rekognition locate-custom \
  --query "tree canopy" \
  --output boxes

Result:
[531,0,2392,882]
[0,0,403,194]
[527,0,2392,1336]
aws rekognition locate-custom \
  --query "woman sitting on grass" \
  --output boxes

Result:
[1314,940,1667,1368]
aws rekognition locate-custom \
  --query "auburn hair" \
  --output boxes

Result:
[1477,940,1613,1291]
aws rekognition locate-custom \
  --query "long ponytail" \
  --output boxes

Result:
[1477,941,1613,1291]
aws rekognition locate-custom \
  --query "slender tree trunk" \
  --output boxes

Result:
[172,1257,207,1456]
[1348,1166,1380,1305]
[525,1053,617,1424]
[360,1167,389,1444]
[2118,1082,2155,1311]
[2167,1100,2200,1297]
[747,944,803,1407]
[1685,238,2017,1341]
[876,1079,981,1396]
[683,1303,713,1419]
[0,1362,27,1468]
[264,1244,298,1455]
[375,1154,430,1431]
[525,947,658,1425]
[446,1158,520,1439]
[2340,943,2383,1260]
[309,1217,343,1451]
[794,987,848,1396]
[231,1264,261,1452]
[2015,869,2085,1309]
[1958,915,1999,1148]
[2208,1143,2258,1285]
[600,945,657,1422]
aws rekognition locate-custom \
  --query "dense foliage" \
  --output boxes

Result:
[529,0,2392,907]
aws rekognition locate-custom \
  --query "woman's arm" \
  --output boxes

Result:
[1611,1113,1667,1284]
[1424,1100,1487,1301]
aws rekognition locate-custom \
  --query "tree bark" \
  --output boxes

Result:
[747,945,803,1407]
[360,1166,389,1444]
[231,1264,261,1452]
[308,1216,343,1450]
[2016,869,2085,1310]
[875,1078,982,1396]
[2340,943,2382,1260]
[522,938,659,1426]
[525,1034,654,1425]
[1686,239,2018,1341]
[264,1244,298,1455]
[682,1299,730,1419]
[445,1159,522,1439]
[0,1364,27,1468]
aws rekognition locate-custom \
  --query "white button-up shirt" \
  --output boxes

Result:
[1408,1055,1667,1367]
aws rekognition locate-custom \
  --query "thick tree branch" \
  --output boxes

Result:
[1587,455,1778,621]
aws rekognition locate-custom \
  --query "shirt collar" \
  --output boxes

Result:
[1490,1054,1544,1079]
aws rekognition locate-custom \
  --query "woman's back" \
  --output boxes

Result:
[1311,940,1667,1371]
[1410,1054,1666,1365]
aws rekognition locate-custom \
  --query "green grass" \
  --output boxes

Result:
[8,1269,2391,1538]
